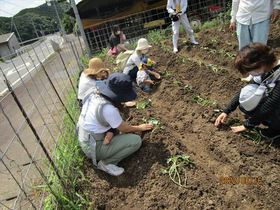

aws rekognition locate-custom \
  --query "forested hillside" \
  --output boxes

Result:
[0,2,73,42]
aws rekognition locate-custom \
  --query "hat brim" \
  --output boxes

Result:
[84,68,110,76]
[96,79,137,103]
[135,45,152,51]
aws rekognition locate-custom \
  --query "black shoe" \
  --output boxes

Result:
[260,129,280,141]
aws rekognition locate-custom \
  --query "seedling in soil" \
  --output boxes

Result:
[207,64,222,73]
[241,129,262,144]
[225,52,236,60]
[211,38,218,44]
[142,117,165,137]
[193,95,217,107]
[183,84,193,93]
[162,154,194,187]
[136,99,151,109]
[163,70,173,78]
[173,79,183,86]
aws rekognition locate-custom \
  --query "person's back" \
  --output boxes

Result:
[78,72,96,100]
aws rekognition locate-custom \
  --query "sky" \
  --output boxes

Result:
[0,0,81,17]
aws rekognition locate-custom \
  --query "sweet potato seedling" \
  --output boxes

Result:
[173,79,183,86]
[241,129,262,144]
[163,70,173,78]
[162,154,194,187]
[136,99,151,109]
[207,64,222,73]
[193,95,217,107]
[142,117,165,137]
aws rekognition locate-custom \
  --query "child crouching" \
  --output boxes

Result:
[136,56,161,93]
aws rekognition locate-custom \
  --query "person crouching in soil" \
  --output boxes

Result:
[77,73,153,176]
[77,57,110,107]
[77,57,114,145]
[215,43,280,141]
[123,38,152,82]
[136,56,161,93]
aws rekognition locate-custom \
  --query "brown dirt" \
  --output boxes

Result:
[80,23,280,209]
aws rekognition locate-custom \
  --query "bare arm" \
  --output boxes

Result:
[117,121,153,133]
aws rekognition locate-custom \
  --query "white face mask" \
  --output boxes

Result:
[116,31,121,35]
[141,49,149,54]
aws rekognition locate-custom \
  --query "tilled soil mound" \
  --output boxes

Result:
[80,23,280,209]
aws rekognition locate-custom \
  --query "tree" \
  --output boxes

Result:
[62,15,75,34]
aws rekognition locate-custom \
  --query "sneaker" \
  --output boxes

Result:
[97,160,124,176]
[191,39,199,45]
[173,47,178,53]
[260,129,280,141]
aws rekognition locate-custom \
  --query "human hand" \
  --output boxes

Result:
[229,22,236,31]
[215,112,228,127]
[231,125,246,133]
[271,9,280,23]
[138,124,153,131]
[103,132,114,145]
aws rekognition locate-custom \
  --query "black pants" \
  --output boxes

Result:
[127,66,138,83]
[267,111,280,132]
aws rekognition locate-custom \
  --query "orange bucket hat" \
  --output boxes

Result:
[84,57,110,76]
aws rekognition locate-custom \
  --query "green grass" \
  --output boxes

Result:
[201,7,231,30]
[162,154,194,187]
[42,89,92,209]
[147,29,167,46]
[80,54,90,69]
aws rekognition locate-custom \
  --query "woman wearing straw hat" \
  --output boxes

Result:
[77,72,153,176]
[77,57,110,105]
[123,38,152,82]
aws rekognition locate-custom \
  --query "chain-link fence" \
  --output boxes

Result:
[85,0,228,53]
[0,33,84,209]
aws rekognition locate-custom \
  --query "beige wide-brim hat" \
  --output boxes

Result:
[84,57,110,76]
[135,38,152,51]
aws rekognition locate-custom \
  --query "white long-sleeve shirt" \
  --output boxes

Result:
[166,0,188,14]
[231,0,280,25]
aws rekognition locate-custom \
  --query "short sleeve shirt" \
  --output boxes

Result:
[123,51,142,74]
[78,94,123,133]
[77,72,97,100]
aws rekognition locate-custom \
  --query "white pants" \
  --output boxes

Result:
[172,13,194,49]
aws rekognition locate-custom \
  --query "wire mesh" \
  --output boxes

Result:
[0,33,84,209]
[85,0,227,53]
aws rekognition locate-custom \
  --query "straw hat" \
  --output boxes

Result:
[135,38,152,51]
[84,57,110,76]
